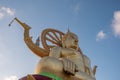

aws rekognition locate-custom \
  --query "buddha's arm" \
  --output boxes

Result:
[49,46,61,58]
[49,46,78,58]
[61,48,78,57]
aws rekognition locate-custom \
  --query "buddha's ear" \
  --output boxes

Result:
[61,36,66,48]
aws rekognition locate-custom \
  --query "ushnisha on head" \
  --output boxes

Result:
[62,29,79,50]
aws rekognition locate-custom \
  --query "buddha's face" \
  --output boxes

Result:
[63,32,79,50]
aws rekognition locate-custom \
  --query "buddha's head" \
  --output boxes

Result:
[62,30,79,50]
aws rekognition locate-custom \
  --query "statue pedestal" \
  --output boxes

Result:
[19,75,52,80]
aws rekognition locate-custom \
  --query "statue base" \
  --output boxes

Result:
[19,74,52,80]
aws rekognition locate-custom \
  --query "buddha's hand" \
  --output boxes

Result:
[62,58,77,75]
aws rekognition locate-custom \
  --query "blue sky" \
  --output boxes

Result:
[0,0,120,80]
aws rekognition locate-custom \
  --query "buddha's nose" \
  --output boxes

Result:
[75,39,78,42]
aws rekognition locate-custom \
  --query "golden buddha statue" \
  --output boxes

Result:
[9,18,97,80]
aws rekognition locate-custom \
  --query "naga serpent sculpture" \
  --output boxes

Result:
[9,17,65,57]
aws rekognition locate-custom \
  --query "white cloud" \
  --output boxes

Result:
[72,3,80,14]
[0,12,4,19]
[4,76,18,80]
[0,6,15,20]
[96,30,106,41]
[112,11,120,37]
[1,6,15,16]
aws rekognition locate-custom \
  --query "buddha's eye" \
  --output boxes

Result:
[71,36,74,39]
